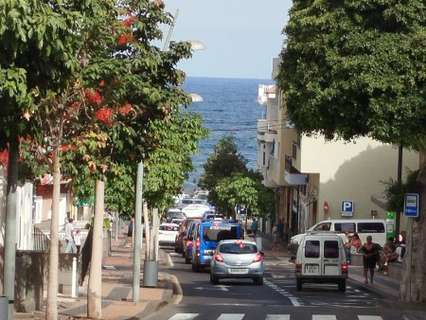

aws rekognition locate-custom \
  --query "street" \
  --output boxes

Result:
[146,247,417,320]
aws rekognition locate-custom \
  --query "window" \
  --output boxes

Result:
[292,142,298,159]
[357,223,385,233]
[262,152,266,166]
[305,240,320,258]
[313,222,331,231]
[335,223,356,233]
[219,243,257,254]
[203,226,238,242]
[324,241,339,258]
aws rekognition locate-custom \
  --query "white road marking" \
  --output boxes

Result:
[216,314,245,320]
[265,315,290,320]
[168,313,199,320]
[312,316,337,320]
[358,316,383,320]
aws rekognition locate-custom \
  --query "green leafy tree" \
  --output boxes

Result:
[199,136,248,205]
[215,174,259,217]
[278,0,426,302]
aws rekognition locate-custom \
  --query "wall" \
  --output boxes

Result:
[301,136,419,222]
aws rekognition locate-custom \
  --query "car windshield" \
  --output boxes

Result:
[219,242,257,254]
[203,226,238,241]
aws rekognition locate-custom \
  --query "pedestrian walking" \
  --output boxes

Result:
[359,235,381,284]
[277,219,284,240]
[125,217,134,247]
[271,225,279,251]
[64,218,77,253]
[74,229,82,255]
[251,217,258,237]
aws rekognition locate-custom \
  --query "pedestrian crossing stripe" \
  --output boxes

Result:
[168,314,199,320]
[167,314,385,320]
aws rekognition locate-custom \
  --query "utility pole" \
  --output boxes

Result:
[396,144,403,235]
[133,162,143,302]
[3,139,18,320]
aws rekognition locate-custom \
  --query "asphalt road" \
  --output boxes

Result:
[146,247,424,320]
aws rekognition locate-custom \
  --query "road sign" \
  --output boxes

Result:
[404,193,420,218]
[341,200,354,217]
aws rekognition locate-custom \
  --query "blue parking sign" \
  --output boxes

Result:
[404,193,419,218]
[341,200,354,217]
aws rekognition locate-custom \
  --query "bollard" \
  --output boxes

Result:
[143,260,158,287]
[0,296,8,320]
[71,257,77,298]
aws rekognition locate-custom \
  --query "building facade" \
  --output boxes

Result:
[257,58,419,237]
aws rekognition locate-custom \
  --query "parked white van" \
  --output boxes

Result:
[289,219,387,254]
[295,232,348,291]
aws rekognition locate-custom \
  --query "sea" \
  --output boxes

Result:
[182,77,273,191]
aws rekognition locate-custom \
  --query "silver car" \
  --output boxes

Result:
[210,240,264,285]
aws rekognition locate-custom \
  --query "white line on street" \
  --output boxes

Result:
[265,315,290,320]
[358,316,383,320]
[168,313,199,320]
[216,314,245,320]
[312,316,337,320]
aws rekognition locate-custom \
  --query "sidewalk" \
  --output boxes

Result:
[17,229,178,320]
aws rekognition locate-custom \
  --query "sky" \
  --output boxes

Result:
[164,0,293,80]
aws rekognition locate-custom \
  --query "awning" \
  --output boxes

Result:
[284,171,307,186]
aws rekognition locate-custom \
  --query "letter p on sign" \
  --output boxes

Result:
[341,201,354,217]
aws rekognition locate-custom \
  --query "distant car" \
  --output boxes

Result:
[181,204,212,219]
[210,240,264,285]
[295,231,348,292]
[166,209,186,223]
[171,218,184,225]
[175,219,191,253]
[158,223,180,246]
[184,220,200,264]
[202,211,224,221]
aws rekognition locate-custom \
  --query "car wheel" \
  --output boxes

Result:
[338,279,346,292]
[296,278,302,291]
[253,277,263,286]
[210,274,219,284]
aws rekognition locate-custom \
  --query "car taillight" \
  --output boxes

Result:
[341,262,348,273]
[253,253,263,262]
[214,253,224,262]
[295,263,302,273]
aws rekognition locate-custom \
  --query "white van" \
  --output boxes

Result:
[295,232,348,291]
[289,219,387,253]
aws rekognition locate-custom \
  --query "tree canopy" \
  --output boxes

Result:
[278,0,426,148]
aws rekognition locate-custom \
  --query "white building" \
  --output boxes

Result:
[257,58,419,236]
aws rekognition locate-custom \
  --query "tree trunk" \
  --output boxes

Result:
[143,203,150,260]
[46,147,61,320]
[400,150,426,302]
[88,179,104,318]
[3,137,19,319]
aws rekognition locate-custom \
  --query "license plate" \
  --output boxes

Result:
[229,268,248,274]
[305,265,319,274]
[204,250,214,255]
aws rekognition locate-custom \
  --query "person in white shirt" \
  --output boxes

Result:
[65,218,77,253]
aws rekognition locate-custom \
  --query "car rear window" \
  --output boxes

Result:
[357,222,385,233]
[219,242,257,254]
[334,223,355,233]
[324,241,339,258]
[160,225,179,231]
[203,226,238,241]
[305,240,320,258]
